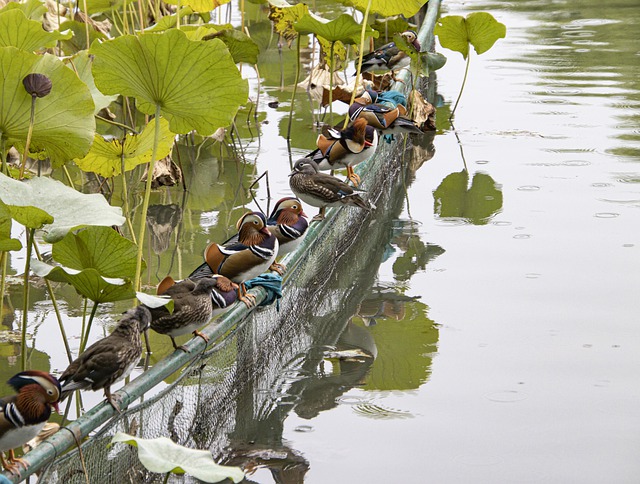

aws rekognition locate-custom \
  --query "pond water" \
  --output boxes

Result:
[2,0,639,482]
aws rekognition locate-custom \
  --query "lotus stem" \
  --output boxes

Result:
[343,0,372,129]
[21,228,35,371]
[329,41,335,119]
[0,252,6,325]
[286,34,301,140]
[81,0,90,50]
[120,133,138,244]
[32,240,73,364]
[1,136,7,176]
[79,300,99,353]
[450,54,470,121]
[19,95,37,180]
[95,114,138,134]
[133,105,161,291]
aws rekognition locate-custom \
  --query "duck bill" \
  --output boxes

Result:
[364,140,373,147]
[300,210,308,218]
[259,227,271,236]
[52,401,60,413]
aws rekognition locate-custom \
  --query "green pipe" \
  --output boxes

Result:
[2,1,441,481]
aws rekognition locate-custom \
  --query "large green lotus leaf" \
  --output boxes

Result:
[0,190,53,229]
[52,226,139,278]
[111,433,245,483]
[0,0,47,20]
[31,260,136,303]
[0,201,22,251]
[199,29,260,64]
[164,0,230,12]
[59,20,107,55]
[91,30,248,136]
[339,0,424,18]
[66,50,118,114]
[268,1,308,45]
[0,173,124,242]
[294,13,378,44]
[433,170,503,225]
[75,117,174,177]
[435,13,506,60]
[0,47,95,163]
[0,10,72,51]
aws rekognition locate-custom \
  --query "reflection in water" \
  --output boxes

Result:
[146,203,183,255]
[433,170,503,224]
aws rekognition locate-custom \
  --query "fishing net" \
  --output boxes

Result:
[31,62,438,484]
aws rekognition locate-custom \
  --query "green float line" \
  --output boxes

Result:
[2,1,441,480]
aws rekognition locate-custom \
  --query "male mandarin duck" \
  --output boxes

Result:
[59,306,151,412]
[0,371,61,475]
[266,197,309,274]
[357,30,420,76]
[149,275,238,351]
[349,93,422,137]
[188,211,278,307]
[309,118,379,186]
[289,158,374,221]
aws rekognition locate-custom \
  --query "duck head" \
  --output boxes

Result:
[8,370,61,413]
[290,158,319,176]
[236,211,271,245]
[269,197,308,224]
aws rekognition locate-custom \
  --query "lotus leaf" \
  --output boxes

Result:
[294,13,378,45]
[66,51,118,114]
[146,7,195,31]
[435,12,507,60]
[0,47,95,164]
[111,433,245,483]
[0,10,72,52]
[0,174,124,242]
[0,201,22,251]
[74,118,174,177]
[199,29,260,64]
[84,0,133,15]
[31,260,136,303]
[91,30,248,135]
[51,226,139,278]
[163,0,230,14]
[268,1,308,45]
[371,16,412,38]
[0,0,47,20]
[339,0,424,18]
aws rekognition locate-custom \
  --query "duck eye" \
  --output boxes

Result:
[292,205,298,209]
[47,389,53,395]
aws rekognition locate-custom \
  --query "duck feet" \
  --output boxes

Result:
[105,387,123,413]
[193,330,209,344]
[311,207,326,223]
[2,450,28,476]
[346,167,361,187]
[239,292,257,308]
[269,262,286,275]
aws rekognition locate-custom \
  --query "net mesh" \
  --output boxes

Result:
[35,75,436,484]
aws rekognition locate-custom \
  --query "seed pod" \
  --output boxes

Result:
[23,73,52,98]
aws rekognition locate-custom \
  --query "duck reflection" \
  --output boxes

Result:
[145,203,183,255]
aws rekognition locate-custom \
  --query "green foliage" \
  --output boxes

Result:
[268,1,308,45]
[84,0,133,15]
[294,13,378,44]
[0,201,23,251]
[435,12,506,59]
[163,0,231,13]
[339,0,424,18]
[0,10,72,52]
[371,16,412,38]
[74,117,174,177]
[91,30,248,135]
[0,47,95,164]
[111,433,245,482]
[433,171,503,225]
[0,174,125,242]
[198,28,260,64]
[31,226,141,303]
[66,51,118,114]
[0,0,48,20]
[394,32,447,79]
[59,20,107,54]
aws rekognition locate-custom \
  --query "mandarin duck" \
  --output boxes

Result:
[289,158,374,221]
[357,30,420,76]
[188,212,279,307]
[266,197,309,275]
[349,94,422,137]
[0,371,61,475]
[59,306,151,412]
[308,118,379,187]
[148,275,238,351]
